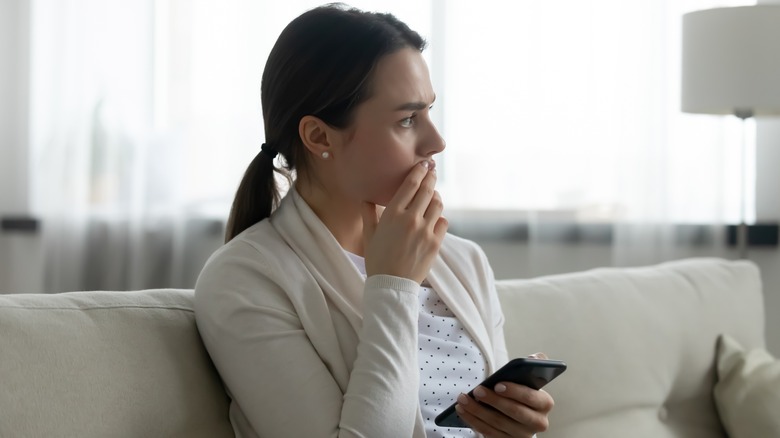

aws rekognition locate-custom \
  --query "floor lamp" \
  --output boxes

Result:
[681,5,780,259]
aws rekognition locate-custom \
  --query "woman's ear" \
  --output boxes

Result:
[299,115,339,159]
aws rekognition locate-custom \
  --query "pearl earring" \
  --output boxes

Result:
[321,151,330,159]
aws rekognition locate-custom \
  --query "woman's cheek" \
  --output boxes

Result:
[381,167,414,205]
[358,167,402,206]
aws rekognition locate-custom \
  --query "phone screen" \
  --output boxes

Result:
[434,357,566,428]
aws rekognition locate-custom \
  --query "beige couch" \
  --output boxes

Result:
[1,257,776,437]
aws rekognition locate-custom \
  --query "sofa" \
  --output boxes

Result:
[1,257,777,437]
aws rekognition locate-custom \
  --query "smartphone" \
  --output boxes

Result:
[434,357,567,428]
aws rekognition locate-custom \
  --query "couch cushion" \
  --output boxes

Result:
[496,258,765,438]
[714,334,780,438]
[0,289,234,438]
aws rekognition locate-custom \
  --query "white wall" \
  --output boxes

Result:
[0,0,29,210]
[742,0,780,362]
[753,117,780,357]
[0,0,43,294]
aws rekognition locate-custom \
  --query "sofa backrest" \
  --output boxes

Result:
[0,289,234,438]
[496,257,765,438]
[0,257,764,438]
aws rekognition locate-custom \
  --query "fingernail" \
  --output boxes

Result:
[495,383,507,393]
[455,404,464,414]
[420,161,429,169]
[473,386,486,398]
[457,393,470,405]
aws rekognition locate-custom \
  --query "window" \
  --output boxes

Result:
[33,0,756,224]
[433,0,754,225]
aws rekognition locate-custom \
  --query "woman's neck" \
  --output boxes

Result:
[295,179,365,256]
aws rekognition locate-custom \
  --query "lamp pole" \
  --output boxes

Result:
[735,108,753,259]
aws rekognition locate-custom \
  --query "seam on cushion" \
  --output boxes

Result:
[0,304,194,312]
[667,266,698,291]
[246,304,299,318]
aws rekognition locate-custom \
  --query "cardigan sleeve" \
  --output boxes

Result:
[194,242,422,438]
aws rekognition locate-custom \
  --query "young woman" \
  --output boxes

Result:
[194,4,555,437]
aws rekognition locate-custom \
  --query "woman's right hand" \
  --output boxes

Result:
[361,160,448,284]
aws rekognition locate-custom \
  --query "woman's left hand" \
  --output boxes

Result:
[454,353,555,438]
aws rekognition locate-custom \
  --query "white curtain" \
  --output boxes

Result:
[29,0,749,292]
[437,0,752,270]
[29,0,223,291]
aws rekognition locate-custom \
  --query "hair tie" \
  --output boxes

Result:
[261,143,278,159]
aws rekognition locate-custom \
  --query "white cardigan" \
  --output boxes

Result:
[194,188,508,438]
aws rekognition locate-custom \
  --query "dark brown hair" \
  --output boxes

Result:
[225,3,426,242]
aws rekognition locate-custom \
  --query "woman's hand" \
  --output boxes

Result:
[361,160,448,284]
[455,353,556,438]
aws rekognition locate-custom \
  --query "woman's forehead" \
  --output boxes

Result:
[370,48,435,108]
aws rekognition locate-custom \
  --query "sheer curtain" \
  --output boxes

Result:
[29,0,221,291]
[29,0,748,292]
[437,0,751,271]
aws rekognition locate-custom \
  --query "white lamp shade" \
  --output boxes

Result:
[682,5,780,116]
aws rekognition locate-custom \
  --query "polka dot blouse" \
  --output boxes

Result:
[345,251,485,437]
[417,284,485,437]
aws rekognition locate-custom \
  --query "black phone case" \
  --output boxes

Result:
[433,357,567,428]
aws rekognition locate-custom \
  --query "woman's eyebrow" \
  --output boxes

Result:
[393,94,437,111]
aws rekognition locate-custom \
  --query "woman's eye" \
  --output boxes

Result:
[400,116,415,127]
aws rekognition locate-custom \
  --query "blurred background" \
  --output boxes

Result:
[3,0,780,356]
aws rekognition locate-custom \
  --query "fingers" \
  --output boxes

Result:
[386,161,431,213]
[362,160,444,283]
[433,216,449,239]
[409,164,446,238]
[423,190,443,221]
[407,166,437,214]
[454,402,514,438]
[481,384,554,416]
[455,384,553,437]
[424,190,448,238]
[384,160,445,236]
[455,392,536,438]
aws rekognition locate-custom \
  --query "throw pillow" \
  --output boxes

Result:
[713,334,780,438]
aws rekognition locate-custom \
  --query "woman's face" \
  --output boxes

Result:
[331,48,446,206]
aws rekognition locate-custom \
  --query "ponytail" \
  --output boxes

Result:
[225,149,287,242]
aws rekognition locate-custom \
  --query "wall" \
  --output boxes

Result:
[753,117,780,357]
[749,0,780,357]
[0,0,28,211]
[0,0,43,294]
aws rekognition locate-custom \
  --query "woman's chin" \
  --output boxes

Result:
[362,182,404,207]
[365,193,393,208]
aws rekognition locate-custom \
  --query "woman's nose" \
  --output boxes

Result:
[424,121,446,156]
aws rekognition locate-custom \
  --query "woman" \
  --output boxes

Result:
[194,4,554,437]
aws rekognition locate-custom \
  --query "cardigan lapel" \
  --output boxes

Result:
[427,254,498,374]
[271,188,365,335]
